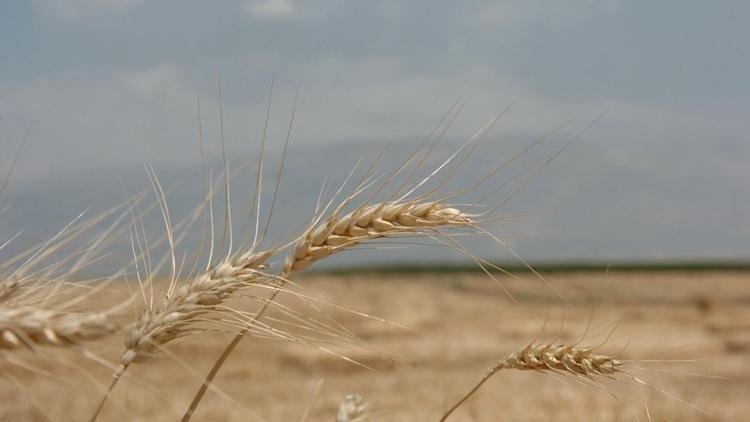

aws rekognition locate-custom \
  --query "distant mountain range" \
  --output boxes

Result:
[2,135,748,276]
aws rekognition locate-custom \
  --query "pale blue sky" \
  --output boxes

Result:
[1,1,748,265]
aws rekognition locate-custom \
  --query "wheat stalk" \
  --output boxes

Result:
[439,343,624,421]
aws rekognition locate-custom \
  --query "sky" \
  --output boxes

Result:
[1,0,749,267]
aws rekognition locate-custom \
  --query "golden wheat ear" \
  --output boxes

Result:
[439,342,625,421]
[284,202,473,274]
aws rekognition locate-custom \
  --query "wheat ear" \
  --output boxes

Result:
[439,343,624,421]
[0,304,115,351]
[284,201,472,273]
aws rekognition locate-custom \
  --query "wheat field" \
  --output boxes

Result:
[1,270,747,421]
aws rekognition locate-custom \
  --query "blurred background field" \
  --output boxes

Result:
[2,269,748,421]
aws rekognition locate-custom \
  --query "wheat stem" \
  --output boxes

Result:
[180,293,277,421]
[439,364,500,422]
[88,363,128,422]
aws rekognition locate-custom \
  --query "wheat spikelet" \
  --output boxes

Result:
[335,393,366,422]
[284,201,472,274]
[0,304,115,351]
[440,343,624,421]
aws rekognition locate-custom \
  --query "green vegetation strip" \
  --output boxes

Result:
[325,260,750,275]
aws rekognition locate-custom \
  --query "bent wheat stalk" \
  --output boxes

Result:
[439,343,624,421]
[181,200,474,420]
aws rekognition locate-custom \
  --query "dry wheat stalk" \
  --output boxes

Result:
[336,393,366,422]
[439,343,624,421]
[180,200,474,420]
[0,304,115,351]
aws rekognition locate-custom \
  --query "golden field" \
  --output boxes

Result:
[2,270,749,421]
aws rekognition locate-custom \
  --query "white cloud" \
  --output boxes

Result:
[240,0,343,20]
[120,65,188,100]
[243,0,296,19]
